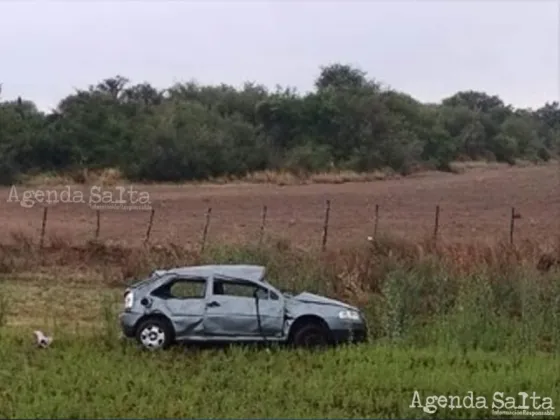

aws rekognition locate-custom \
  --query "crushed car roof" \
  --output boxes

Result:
[162,264,266,282]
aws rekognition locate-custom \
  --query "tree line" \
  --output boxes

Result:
[0,64,558,184]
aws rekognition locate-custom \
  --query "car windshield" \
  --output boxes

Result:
[260,276,284,291]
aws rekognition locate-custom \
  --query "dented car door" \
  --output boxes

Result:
[203,276,284,338]
[151,276,207,338]
[252,287,285,338]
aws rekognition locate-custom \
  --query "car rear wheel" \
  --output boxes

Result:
[292,323,330,348]
[136,318,173,350]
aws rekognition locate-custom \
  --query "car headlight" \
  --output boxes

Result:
[338,310,360,321]
[124,290,134,310]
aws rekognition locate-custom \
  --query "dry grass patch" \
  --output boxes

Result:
[0,277,120,329]
[19,167,125,187]
[16,159,550,189]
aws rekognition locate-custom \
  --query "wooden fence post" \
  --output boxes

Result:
[201,207,212,253]
[433,205,440,241]
[259,205,267,245]
[40,207,48,249]
[321,199,331,252]
[95,210,101,239]
[144,209,155,244]
[510,207,521,245]
[373,204,379,240]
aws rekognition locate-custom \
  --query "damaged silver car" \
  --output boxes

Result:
[119,264,367,350]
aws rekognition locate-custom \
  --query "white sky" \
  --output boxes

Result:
[0,0,558,112]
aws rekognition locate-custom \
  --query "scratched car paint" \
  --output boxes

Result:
[119,264,367,350]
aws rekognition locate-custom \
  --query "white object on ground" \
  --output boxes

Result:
[33,330,53,348]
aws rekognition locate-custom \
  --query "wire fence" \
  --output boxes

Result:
[2,199,555,253]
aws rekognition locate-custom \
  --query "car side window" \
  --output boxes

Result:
[259,278,280,300]
[153,277,206,299]
[213,278,270,300]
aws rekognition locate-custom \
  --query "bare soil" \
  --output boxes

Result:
[0,164,558,250]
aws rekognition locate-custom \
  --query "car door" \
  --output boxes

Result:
[203,276,284,338]
[150,276,207,339]
[252,285,286,338]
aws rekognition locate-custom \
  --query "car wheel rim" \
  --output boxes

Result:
[140,325,165,349]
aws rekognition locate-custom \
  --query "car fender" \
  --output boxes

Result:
[282,300,338,337]
[134,310,175,334]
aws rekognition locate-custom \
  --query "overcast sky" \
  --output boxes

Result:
[0,0,558,112]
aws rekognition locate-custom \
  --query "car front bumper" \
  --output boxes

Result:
[326,314,368,344]
[331,325,368,344]
[119,311,143,338]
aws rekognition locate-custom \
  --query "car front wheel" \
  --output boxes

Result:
[292,323,330,348]
[135,318,173,350]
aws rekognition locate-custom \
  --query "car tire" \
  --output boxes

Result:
[291,322,330,348]
[135,317,173,350]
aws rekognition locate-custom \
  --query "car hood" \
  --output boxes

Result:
[286,292,357,311]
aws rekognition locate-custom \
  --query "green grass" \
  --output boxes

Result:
[1,240,560,418]
[0,331,558,419]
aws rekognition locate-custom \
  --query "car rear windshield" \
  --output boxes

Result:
[131,271,164,288]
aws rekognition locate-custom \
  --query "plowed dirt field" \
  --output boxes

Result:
[1,163,558,249]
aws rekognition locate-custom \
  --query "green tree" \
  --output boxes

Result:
[0,64,556,184]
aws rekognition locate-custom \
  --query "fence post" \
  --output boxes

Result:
[95,210,101,239]
[321,199,331,252]
[510,207,521,245]
[144,209,155,244]
[373,204,379,240]
[201,207,212,253]
[258,205,267,245]
[433,205,440,241]
[40,207,48,249]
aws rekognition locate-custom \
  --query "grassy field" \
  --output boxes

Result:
[1,332,558,419]
[1,236,560,418]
